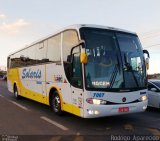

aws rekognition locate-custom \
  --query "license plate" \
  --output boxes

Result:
[119,107,129,112]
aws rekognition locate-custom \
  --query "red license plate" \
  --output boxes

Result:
[119,107,129,112]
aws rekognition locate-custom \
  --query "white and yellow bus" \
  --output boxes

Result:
[7,24,150,118]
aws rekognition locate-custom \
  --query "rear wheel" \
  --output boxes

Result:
[14,85,20,99]
[51,92,63,115]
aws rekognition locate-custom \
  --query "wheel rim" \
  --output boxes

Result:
[53,96,60,112]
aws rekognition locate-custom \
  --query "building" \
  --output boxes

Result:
[148,73,160,79]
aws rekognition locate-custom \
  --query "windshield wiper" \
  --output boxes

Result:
[109,65,118,88]
[125,63,139,87]
[108,53,121,88]
[124,54,139,87]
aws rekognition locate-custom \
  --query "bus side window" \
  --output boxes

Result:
[47,34,61,63]
[35,42,47,64]
[26,45,36,65]
[7,57,10,69]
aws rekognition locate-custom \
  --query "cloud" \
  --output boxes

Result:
[0,19,30,33]
[0,14,6,19]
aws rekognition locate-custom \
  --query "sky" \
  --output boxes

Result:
[0,0,160,74]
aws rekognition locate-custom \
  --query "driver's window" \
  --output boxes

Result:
[62,30,79,62]
[62,30,82,88]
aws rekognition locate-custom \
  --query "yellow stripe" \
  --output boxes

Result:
[63,103,81,116]
[8,68,81,117]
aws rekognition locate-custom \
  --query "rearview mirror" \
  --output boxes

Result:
[151,88,157,92]
[145,58,149,70]
[80,53,88,64]
[143,50,150,70]
[143,50,150,58]
[80,48,88,64]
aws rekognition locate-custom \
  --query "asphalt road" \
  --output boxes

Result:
[0,80,160,141]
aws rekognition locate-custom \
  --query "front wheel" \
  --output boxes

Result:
[51,93,63,115]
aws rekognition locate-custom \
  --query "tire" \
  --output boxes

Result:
[14,85,20,99]
[51,92,63,115]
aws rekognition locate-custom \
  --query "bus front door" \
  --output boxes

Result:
[70,51,84,117]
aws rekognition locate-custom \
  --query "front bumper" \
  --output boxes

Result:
[83,100,148,118]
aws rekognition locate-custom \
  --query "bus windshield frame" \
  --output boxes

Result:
[80,27,147,92]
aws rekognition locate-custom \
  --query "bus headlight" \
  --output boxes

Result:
[86,98,107,105]
[139,95,148,101]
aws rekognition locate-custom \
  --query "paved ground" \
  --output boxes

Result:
[0,80,160,141]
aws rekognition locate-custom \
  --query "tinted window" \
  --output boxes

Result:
[7,57,11,68]
[9,43,47,68]
[35,42,47,64]
[71,47,82,88]
[152,81,160,88]
[10,53,19,68]
[10,55,15,68]
[80,28,123,89]
[10,50,28,68]
[62,30,79,62]
[47,34,61,62]
[148,82,158,91]
[117,33,146,88]
[26,46,36,65]
[62,30,82,88]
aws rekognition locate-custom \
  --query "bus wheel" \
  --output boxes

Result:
[51,93,63,115]
[14,85,20,99]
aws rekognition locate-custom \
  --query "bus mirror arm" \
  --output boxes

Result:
[70,40,85,55]
[79,40,85,47]
[70,40,87,64]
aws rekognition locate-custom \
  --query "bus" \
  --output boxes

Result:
[7,24,150,118]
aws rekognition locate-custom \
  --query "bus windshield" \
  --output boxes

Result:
[80,27,146,91]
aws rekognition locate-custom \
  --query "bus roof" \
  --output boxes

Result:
[68,24,136,34]
[8,24,136,56]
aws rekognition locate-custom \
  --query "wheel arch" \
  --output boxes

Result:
[48,86,63,110]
